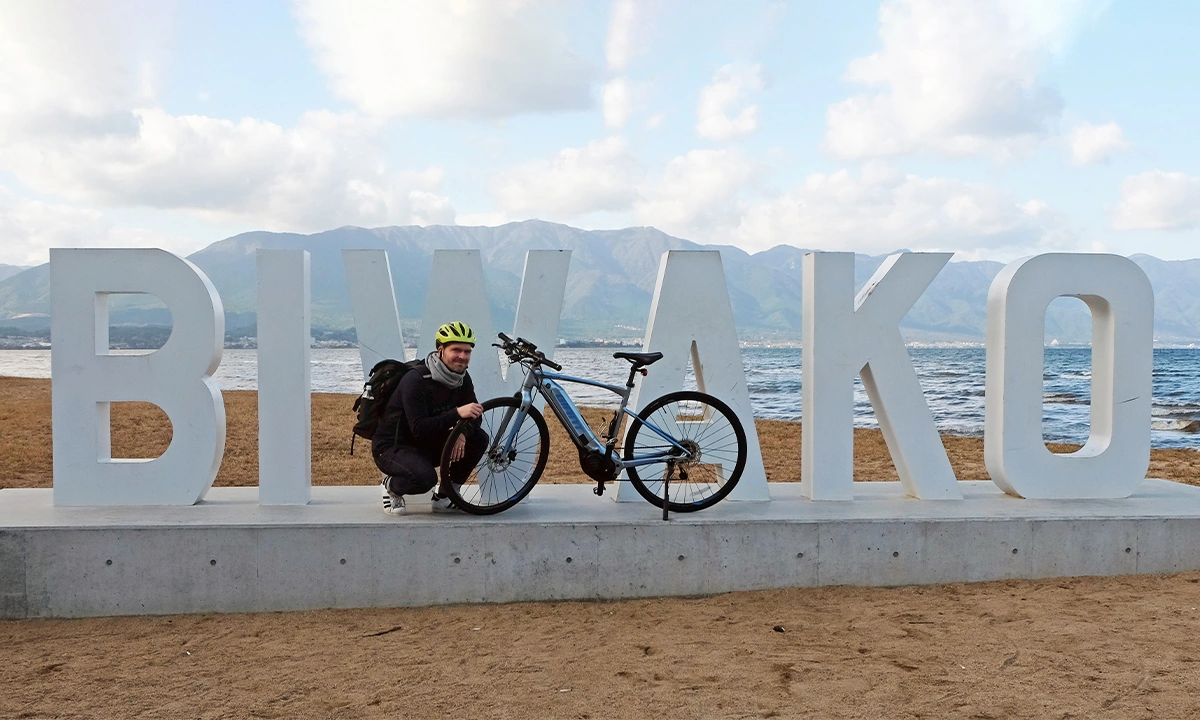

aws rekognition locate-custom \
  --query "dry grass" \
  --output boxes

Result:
[3,375,1199,489]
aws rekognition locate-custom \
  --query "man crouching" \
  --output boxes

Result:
[374,321,488,515]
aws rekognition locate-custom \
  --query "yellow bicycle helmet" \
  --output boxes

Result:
[435,321,476,347]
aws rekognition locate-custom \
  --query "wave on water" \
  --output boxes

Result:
[1152,419,1200,433]
[1043,392,1088,405]
[1152,403,1200,415]
[7,346,1200,449]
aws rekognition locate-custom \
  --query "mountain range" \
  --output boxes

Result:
[2,220,1199,345]
[0,264,28,283]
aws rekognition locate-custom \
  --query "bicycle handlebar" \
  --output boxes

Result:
[496,333,561,371]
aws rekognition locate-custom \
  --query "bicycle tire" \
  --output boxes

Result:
[440,396,549,515]
[623,391,747,512]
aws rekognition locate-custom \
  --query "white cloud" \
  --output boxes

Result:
[602,1,660,132]
[605,0,662,71]
[2,109,455,232]
[825,0,1106,160]
[634,148,759,238]
[293,0,593,120]
[606,0,639,72]
[696,63,765,141]
[0,187,197,266]
[0,3,455,235]
[635,152,1074,256]
[1066,121,1129,165]
[603,79,634,131]
[455,210,512,228]
[733,163,1075,256]
[1113,171,1200,231]
[0,1,173,141]
[493,137,643,218]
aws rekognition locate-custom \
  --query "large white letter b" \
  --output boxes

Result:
[51,249,226,506]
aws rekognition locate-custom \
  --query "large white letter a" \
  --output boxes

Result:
[617,250,770,501]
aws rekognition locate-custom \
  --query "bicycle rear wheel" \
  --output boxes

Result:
[440,397,549,515]
[623,391,747,512]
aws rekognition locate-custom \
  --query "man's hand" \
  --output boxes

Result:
[449,434,467,462]
[457,402,483,419]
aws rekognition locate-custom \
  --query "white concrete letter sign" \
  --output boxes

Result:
[342,249,408,378]
[345,248,571,402]
[257,250,312,505]
[508,250,571,392]
[50,249,226,506]
[617,250,770,502]
[802,252,961,501]
[421,250,504,402]
[985,254,1153,499]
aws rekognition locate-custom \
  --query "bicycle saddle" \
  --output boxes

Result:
[613,351,663,367]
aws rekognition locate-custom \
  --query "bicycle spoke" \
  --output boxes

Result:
[446,398,549,513]
[624,392,747,512]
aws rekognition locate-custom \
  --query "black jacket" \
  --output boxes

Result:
[372,365,478,460]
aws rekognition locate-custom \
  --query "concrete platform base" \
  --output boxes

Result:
[4,480,1200,619]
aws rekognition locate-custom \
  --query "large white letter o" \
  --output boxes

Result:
[984,254,1153,499]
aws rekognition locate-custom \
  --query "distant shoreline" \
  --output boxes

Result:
[8,339,1200,350]
[6,320,1200,350]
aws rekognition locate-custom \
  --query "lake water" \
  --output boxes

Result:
[5,347,1200,449]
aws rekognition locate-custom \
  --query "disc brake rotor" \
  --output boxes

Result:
[485,451,511,472]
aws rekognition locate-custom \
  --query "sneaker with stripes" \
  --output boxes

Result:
[430,491,462,513]
[381,476,406,516]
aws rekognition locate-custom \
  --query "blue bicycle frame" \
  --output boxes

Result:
[489,360,690,472]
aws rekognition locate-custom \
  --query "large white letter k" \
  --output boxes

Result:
[802,252,961,501]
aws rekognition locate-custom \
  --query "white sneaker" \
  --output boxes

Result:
[381,477,406,516]
[430,492,461,513]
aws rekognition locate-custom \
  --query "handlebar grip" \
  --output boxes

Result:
[542,354,562,371]
[497,332,513,343]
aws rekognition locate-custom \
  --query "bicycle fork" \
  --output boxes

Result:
[490,402,525,462]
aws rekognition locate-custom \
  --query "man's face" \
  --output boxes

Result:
[439,342,473,372]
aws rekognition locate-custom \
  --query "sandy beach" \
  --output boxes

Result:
[4,375,1200,718]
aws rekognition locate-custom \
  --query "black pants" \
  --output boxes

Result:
[376,426,489,496]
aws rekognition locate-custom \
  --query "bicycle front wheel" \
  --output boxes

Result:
[440,397,549,515]
[623,391,747,512]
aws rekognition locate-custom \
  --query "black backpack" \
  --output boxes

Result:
[350,357,427,454]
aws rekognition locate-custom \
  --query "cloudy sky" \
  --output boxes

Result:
[1,0,1197,267]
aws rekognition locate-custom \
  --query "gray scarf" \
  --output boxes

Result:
[426,351,465,389]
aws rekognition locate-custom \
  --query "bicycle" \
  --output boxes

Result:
[439,333,748,519]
